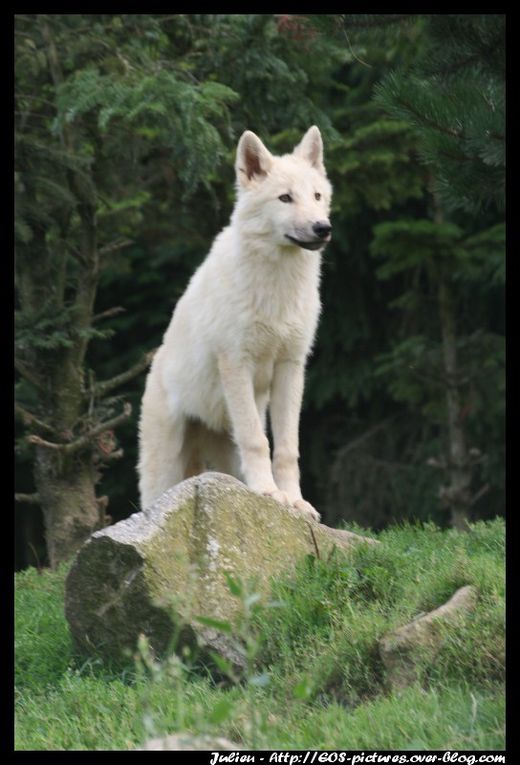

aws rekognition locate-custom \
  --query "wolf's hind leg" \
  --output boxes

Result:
[179,419,242,480]
[203,426,243,480]
[138,384,187,509]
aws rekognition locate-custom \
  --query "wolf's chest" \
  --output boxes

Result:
[242,315,308,365]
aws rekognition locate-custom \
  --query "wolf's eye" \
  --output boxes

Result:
[315,192,321,200]
[278,194,293,203]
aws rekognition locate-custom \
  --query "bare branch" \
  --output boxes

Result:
[76,403,132,449]
[98,448,124,463]
[27,403,132,455]
[15,492,40,505]
[335,416,398,459]
[98,237,133,258]
[93,350,156,398]
[92,306,126,324]
[426,456,446,470]
[15,402,56,436]
[26,434,64,450]
[469,483,491,507]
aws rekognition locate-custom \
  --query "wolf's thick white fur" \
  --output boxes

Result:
[138,126,332,521]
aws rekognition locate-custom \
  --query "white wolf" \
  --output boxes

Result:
[138,126,332,521]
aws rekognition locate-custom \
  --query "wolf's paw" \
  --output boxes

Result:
[261,487,291,506]
[257,487,320,523]
[292,498,321,523]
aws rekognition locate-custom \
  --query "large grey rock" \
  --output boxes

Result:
[65,472,376,666]
[379,584,479,690]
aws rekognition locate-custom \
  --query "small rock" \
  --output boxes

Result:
[139,733,241,750]
[379,585,479,690]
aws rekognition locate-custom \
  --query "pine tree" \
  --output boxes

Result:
[365,14,505,528]
[15,15,240,565]
[370,213,504,529]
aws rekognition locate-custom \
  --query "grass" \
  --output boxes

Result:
[15,518,505,750]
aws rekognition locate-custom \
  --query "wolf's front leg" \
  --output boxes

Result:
[218,354,285,503]
[270,359,320,522]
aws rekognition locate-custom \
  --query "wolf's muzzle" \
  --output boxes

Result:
[312,221,332,239]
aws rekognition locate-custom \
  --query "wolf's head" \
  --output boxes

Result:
[234,126,332,252]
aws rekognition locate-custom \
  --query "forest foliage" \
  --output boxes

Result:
[15,14,505,567]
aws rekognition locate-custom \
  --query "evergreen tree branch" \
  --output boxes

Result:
[40,16,100,335]
[38,18,65,90]
[393,95,463,139]
[15,357,44,391]
[429,28,504,78]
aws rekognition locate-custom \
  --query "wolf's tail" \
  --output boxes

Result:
[137,360,186,510]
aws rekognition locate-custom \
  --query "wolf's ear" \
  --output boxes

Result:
[293,126,325,175]
[236,131,273,186]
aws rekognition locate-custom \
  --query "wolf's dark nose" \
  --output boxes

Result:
[313,221,332,239]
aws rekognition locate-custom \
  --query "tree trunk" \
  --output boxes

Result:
[16,190,102,565]
[34,447,101,568]
[437,276,472,530]
[433,193,472,531]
